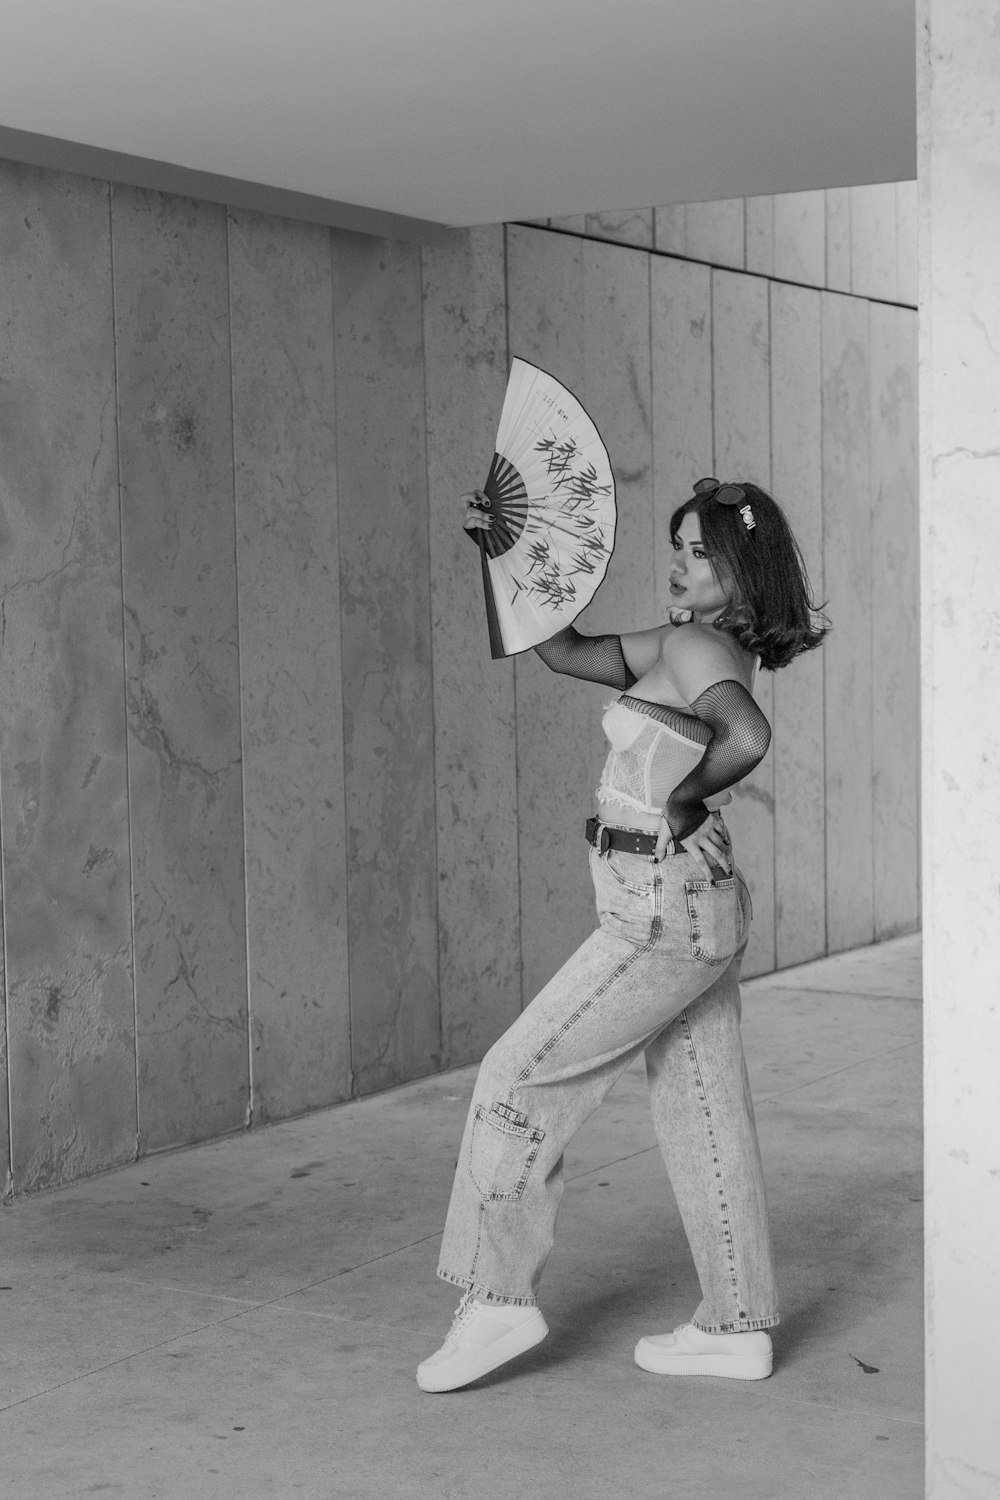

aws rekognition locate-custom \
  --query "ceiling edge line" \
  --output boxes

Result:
[0,124,449,244]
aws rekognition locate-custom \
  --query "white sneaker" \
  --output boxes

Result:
[416,1293,549,1392]
[634,1321,773,1380]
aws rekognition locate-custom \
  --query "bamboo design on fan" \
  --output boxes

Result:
[482,434,613,611]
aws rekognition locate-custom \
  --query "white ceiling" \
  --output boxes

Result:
[0,0,916,236]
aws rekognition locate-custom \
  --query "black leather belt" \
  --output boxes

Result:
[585,816,675,859]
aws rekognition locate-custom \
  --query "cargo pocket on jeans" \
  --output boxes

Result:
[468,1101,545,1202]
[685,878,740,965]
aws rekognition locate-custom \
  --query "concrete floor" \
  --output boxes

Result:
[1,934,923,1500]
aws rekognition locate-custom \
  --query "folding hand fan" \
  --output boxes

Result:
[475,358,617,658]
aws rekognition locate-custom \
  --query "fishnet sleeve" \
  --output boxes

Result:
[664,680,771,842]
[533,625,638,690]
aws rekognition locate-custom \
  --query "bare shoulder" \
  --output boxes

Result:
[619,622,671,681]
[659,622,753,701]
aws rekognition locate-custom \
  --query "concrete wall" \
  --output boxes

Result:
[540,181,918,305]
[0,161,918,1196]
[919,0,1000,1489]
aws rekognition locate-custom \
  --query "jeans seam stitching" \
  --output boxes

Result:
[467,1201,485,1283]
[436,1266,539,1308]
[516,875,663,1087]
[680,1011,743,1313]
[602,854,657,896]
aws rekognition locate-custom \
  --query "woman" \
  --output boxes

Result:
[417,478,827,1394]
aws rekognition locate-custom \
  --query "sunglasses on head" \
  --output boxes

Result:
[693,477,756,532]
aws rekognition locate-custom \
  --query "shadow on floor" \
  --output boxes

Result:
[1,934,922,1500]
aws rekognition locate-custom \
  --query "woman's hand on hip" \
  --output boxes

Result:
[655,811,731,881]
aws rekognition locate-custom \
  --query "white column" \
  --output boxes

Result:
[919,2,1000,1493]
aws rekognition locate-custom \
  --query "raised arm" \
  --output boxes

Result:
[532,625,639,690]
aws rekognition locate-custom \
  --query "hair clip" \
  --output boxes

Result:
[693,477,755,531]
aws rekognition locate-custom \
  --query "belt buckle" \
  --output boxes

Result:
[585,816,608,854]
[587,818,612,854]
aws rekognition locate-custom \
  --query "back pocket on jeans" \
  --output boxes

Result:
[685,878,739,965]
[468,1102,545,1202]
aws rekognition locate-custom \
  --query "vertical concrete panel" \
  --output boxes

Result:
[822,293,874,951]
[744,196,775,277]
[711,270,775,977]
[737,688,776,975]
[650,257,713,620]
[421,224,520,1065]
[228,210,350,1120]
[850,183,898,302]
[770,283,826,968]
[773,191,826,289]
[331,232,439,1093]
[895,180,919,306]
[572,235,656,969]
[0,164,136,1193]
[825,188,852,293]
[685,200,745,269]
[584,209,654,248]
[711,273,772,483]
[507,227,589,1006]
[505,227,653,1005]
[653,206,687,257]
[113,186,248,1151]
[870,303,919,939]
[577,239,655,639]
[920,0,1000,1472]
[0,849,8,1195]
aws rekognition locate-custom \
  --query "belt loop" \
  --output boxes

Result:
[599,823,611,855]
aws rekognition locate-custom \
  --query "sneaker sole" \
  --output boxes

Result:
[416,1312,549,1393]
[634,1340,772,1381]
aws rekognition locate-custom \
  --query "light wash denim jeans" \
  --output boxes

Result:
[437,831,779,1334]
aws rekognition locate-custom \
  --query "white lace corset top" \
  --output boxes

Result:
[596,694,729,819]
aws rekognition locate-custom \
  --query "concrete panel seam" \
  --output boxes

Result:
[225,209,255,1133]
[708,272,717,474]
[329,228,356,1100]
[818,298,830,958]
[502,225,528,1019]
[418,238,445,1072]
[108,180,143,1164]
[503,231,527,1020]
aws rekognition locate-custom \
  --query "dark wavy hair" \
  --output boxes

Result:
[669,482,829,670]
